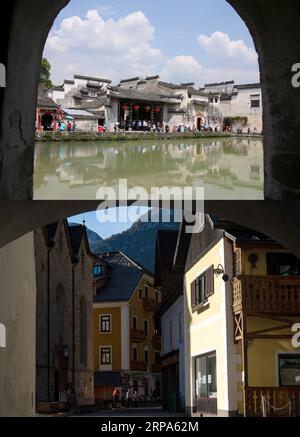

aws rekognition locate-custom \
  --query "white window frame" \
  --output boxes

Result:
[100,346,112,368]
[99,314,112,334]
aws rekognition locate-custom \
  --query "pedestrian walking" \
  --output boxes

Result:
[132,391,138,408]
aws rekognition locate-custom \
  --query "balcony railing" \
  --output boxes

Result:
[245,387,300,417]
[151,363,162,373]
[143,297,159,312]
[130,329,146,342]
[232,275,300,314]
[131,361,148,372]
[152,334,162,349]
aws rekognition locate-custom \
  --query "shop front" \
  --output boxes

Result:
[119,101,163,130]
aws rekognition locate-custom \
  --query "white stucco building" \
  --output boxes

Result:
[48,74,263,133]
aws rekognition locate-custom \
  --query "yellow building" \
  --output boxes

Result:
[184,216,300,417]
[93,252,162,403]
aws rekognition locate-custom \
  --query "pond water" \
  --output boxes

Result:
[34,137,264,200]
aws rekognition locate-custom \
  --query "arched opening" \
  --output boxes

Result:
[196,118,202,132]
[8,0,300,199]
[54,347,68,402]
[32,0,263,201]
[41,112,54,131]
[0,201,300,416]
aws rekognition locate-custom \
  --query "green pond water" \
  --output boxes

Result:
[34,137,264,200]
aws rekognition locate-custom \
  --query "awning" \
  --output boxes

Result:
[94,372,122,388]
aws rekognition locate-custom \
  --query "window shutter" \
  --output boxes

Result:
[191,280,196,307]
[205,265,215,298]
[234,249,242,277]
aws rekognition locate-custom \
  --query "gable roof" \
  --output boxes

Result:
[67,224,85,258]
[37,87,59,109]
[43,222,59,245]
[94,252,147,303]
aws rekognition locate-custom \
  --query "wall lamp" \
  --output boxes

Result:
[214,264,229,282]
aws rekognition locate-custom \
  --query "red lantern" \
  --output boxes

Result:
[122,104,129,111]
[133,105,140,111]
[154,106,161,113]
[145,105,151,112]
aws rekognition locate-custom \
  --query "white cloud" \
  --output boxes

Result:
[160,56,204,84]
[45,10,163,83]
[45,10,259,87]
[159,55,259,87]
[197,31,257,64]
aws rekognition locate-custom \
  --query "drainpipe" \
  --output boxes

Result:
[47,241,54,402]
[72,257,79,407]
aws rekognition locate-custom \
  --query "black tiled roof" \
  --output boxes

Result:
[120,77,140,83]
[235,83,261,90]
[205,80,235,87]
[74,74,111,83]
[37,88,59,109]
[110,87,181,103]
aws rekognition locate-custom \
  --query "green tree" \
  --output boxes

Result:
[40,58,53,89]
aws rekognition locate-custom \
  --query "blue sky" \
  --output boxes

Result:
[70,206,150,239]
[45,0,259,86]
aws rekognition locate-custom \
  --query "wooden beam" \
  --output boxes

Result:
[251,313,298,324]
[246,324,292,337]
[247,334,292,340]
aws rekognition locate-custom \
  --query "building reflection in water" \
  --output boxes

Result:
[34,137,264,200]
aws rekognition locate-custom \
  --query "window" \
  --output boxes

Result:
[133,347,138,362]
[155,352,161,364]
[80,297,87,365]
[93,265,103,278]
[279,354,300,386]
[195,352,217,399]
[100,315,111,333]
[132,316,138,330]
[144,286,149,300]
[251,99,260,108]
[144,349,149,364]
[155,291,159,303]
[215,98,218,103]
[101,347,112,365]
[139,289,143,300]
[209,98,214,103]
[0,323,6,348]
[144,320,149,336]
[191,266,214,311]
[179,313,183,343]
[169,321,173,349]
[267,253,300,276]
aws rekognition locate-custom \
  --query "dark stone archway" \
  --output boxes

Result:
[1,1,300,199]
[0,200,299,417]
[228,0,300,199]
[0,201,299,259]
